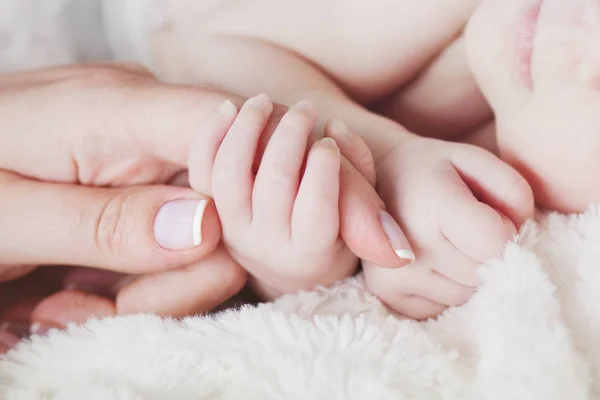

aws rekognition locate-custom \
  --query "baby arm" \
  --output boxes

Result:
[152,0,534,317]
[151,0,480,159]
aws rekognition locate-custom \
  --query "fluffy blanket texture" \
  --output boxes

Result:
[1,1,599,398]
[1,208,599,399]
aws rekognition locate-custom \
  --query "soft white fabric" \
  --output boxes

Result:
[1,2,599,398]
[1,208,600,399]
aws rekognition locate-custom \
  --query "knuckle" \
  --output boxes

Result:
[93,191,133,257]
[261,159,298,189]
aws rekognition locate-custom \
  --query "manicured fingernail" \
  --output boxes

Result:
[379,210,415,261]
[218,100,237,116]
[154,198,208,250]
[329,118,353,138]
[246,93,272,110]
[319,137,339,151]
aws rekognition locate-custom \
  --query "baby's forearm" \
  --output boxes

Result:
[153,37,415,163]
[302,93,417,163]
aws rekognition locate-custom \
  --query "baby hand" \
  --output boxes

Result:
[188,95,364,299]
[364,137,534,319]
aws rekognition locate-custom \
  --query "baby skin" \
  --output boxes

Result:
[147,0,538,319]
[467,0,600,213]
[187,95,412,299]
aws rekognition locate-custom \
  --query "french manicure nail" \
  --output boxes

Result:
[379,210,415,261]
[154,198,208,250]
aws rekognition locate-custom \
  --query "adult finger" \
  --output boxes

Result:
[338,158,415,269]
[0,172,221,274]
[0,330,19,353]
[116,246,247,317]
[325,118,376,186]
[0,65,248,182]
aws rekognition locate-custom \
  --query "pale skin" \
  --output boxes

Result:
[147,0,535,319]
[467,0,600,213]
[0,62,405,351]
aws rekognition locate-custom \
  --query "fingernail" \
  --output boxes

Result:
[246,93,272,110]
[218,100,237,116]
[154,198,208,250]
[329,118,353,138]
[320,137,339,151]
[293,99,317,116]
[379,210,415,261]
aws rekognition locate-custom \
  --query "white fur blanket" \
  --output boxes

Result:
[0,1,598,398]
[1,208,599,399]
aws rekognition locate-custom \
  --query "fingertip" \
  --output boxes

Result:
[317,136,340,154]
[31,290,116,327]
[325,118,377,186]
[196,199,222,255]
[364,270,447,320]
[440,198,512,263]
[509,174,536,226]
[292,99,318,120]
[116,247,247,317]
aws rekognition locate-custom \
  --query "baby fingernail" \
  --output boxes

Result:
[247,93,272,111]
[329,118,353,138]
[218,100,237,116]
[379,210,415,262]
[154,198,208,250]
[293,99,317,116]
[320,137,339,151]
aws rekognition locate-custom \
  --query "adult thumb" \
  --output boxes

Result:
[0,172,221,273]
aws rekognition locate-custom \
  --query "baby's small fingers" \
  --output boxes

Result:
[451,145,534,227]
[431,241,482,287]
[188,100,238,195]
[387,295,447,321]
[291,138,341,248]
[364,261,474,311]
[212,94,273,226]
[325,119,376,186]
[439,194,517,263]
[253,100,316,228]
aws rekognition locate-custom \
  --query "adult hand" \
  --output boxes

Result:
[0,62,252,348]
[0,62,404,352]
